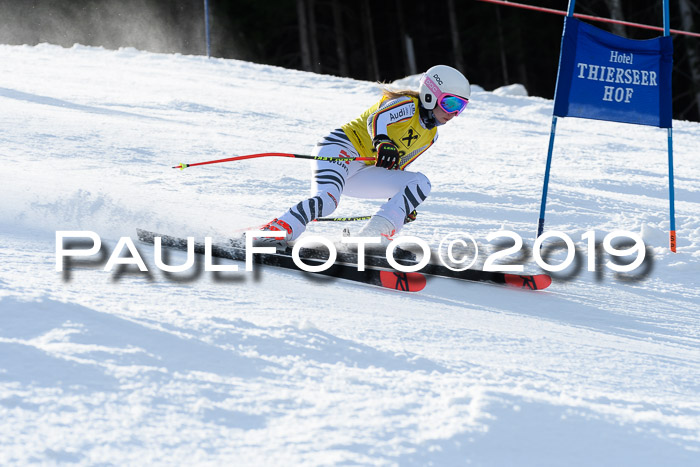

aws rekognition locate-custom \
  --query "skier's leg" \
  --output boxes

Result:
[342,166,432,237]
[275,163,345,240]
[272,131,361,241]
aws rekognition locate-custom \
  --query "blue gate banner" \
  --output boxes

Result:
[553,17,673,128]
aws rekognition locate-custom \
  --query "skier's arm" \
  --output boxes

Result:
[366,97,415,142]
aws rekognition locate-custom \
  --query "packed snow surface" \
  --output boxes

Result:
[1,44,699,465]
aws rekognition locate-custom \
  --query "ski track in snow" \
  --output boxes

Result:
[1,44,699,465]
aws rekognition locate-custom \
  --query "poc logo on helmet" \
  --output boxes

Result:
[433,74,443,85]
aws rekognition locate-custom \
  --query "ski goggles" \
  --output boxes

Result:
[438,94,469,115]
[422,74,469,115]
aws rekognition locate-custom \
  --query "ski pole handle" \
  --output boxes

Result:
[174,152,376,170]
[315,216,372,222]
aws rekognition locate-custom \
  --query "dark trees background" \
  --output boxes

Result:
[0,0,698,121]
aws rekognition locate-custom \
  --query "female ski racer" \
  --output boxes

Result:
[259,64,471,247]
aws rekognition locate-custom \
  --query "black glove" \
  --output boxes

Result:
[404,209,418,224]
[373,135,400,170]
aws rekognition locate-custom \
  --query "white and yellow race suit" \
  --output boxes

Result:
[275,95,439,241]
[342,95,438,170]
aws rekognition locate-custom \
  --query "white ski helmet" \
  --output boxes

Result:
[419,65,471,112]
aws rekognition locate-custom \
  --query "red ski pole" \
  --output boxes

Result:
[173,152,375,170]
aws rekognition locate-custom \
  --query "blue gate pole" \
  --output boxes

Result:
[663,0,676,251]
[537,0,575,238]
[204,0,212,58]
[538,116,558,237]
[668,127,676,251]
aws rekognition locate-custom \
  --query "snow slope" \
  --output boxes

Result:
[1,43,699,465]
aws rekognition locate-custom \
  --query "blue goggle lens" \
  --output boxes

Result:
[440,95,469,113]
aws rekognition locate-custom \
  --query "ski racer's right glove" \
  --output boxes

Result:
[373,135,400,170]
[404,209,418,224]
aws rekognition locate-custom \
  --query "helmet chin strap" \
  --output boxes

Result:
[419,105,439,129]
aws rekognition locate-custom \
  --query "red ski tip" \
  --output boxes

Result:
[504,274,552,290]
[379,271,426,292]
